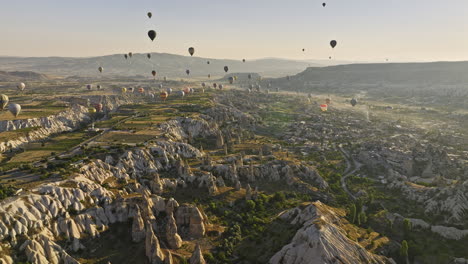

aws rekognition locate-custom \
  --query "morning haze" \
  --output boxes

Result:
[0,1,467,264]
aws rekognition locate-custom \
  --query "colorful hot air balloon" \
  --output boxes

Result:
[242,59,246,63]
[330,40,337,48]
[166,87,172,94]
[208,74,211,78]
[350,98,358,107]
[129,52,133,58]
[87,84,92,90]
[248,74,252,80]
[302,48,305,52]
[188,47,195,56]
[325,98,331,104]
[213,83,217,88]
[138,87,145,94]
[128,87,134,93]
[224,66,229,73]
[8,104,21,117]
[186,69,190,75]
[183,87,190,94]
[228,77,234,84]
[201,82,206,87]
[178,90,185,97]
[97,85,102,90]
[88,108,96,114]
[207,61,210,64]
[148,30,157,41]
[320,104,328,112]
[147,53,151,59]
[219,84,223,90]
[160,91,168,101]
[152,70,157,77]
[124,54,128,60]
[94,103,103,112]
[0,94,9,109]
[147,12,152,18]
[322,3,326,7]
[17,82,26,91]
[121,87,127,94]
[98,67,103,73]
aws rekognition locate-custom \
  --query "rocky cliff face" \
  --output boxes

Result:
[0,95,133,153]
[270,202,395,264]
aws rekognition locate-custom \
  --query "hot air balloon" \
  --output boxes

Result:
[17,83,26,91]
[302,48,305,52]
[183,87,191,94]
[320,104,328,112]
[248,74,252,80]
[242,59,246,63]
[124,54,128,60]
[325,98,331,104]
[88,108,96,114]
[0,94,9,109]
[208,74,211,78]
[219,84,223,90]
[129,87,134,93]
[159,84,163,89]
[160,91,168,101]
[147,12,152,18]
[166,87,172,94]
[8,104,21,117]
[97,85,102,90]
[138,87,145,94]
[152,70,157,77]
[190,88,195,93]
[87,84,92,90]
[147,53,151,59]
[94,103,103,112]
[188,47,195,56]
[178,91,185,97]
[213,83,217,88]
[350,98,357,107]
[322,3,326,7]
[224,66,229,73]
[329,56,332,59]
[129,52,133,58]
[330,40,337,48]
[121,87,127,94]
[149,93,155,99]
[98,67,103,73]
[234,76,238,80]
[228,77,234,84]
[186,69,190,75]
[207,61,210,64]
[201,82,206,87]
[148,30,157,41]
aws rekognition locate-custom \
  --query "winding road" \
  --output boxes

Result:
[339,146,362,200]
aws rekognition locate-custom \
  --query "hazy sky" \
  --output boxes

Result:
[1,0,468,62]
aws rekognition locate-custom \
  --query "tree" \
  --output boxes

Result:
[400,240,409,263]
[403,219,412,235]
[349,204,357,224]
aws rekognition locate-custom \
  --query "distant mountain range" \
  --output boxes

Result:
[0,53,322,78]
